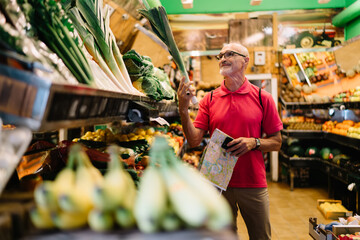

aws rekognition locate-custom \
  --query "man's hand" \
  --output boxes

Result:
[177,77,196,113]
[225,137,256,157]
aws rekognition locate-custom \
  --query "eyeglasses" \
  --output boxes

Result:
[215,51,247,61]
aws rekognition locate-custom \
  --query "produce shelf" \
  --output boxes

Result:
[324,132,360,151]
[281,129,324,139]
[279,97,332,110]
[279,150,318,167]
[0,63,178,132]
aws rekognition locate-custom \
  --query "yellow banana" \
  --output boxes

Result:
[92,145,130,211]
[29,206,55,229]
[33,181,59,211]
[54,168,76,195]
[52,210,88,230]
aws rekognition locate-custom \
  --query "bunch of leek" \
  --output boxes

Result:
[19,0,94,85]
[64,0,142,95]
[138,0,197,104]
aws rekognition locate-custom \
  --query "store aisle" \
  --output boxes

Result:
[236,181,331,240]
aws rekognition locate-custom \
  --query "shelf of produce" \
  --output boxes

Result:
[320,159,360,185]
[0,64,178,132]
[281,129,324,139]
[279,150,318,167]
[324,132,360,151]
[279,97,331,110]
[23,229,238,240]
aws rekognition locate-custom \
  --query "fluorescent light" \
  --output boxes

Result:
[182,0,193,9]
[318,0,331,3]
[250,0,262,5]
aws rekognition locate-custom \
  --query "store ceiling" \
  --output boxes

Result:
[160,0,348,15]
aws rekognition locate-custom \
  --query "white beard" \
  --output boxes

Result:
[220,65,232,76]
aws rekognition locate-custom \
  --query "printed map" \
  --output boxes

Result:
[199,128,238,191]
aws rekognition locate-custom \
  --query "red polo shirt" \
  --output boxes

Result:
[194,79,283,188]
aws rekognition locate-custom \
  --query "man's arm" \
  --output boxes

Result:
[226,131,282,158]
[179,108,206,148]
[177,78,206,148]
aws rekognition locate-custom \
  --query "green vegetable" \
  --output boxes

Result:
[18,0,94,85]
[123,49,175,101]
[66,0,141,94]
[320,147,332,160]
[139,0,197,103]
[305,147,319,157]
[287,145,305,157]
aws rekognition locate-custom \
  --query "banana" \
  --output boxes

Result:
[88,209,114,232]
[53,155,76,204]
[59,143,104,213]
[134,166,167,233]
[91,185,115,211]
[115,207,135,229]
[52,210,88,230]
[33,181,59,211]
[92,145,131,211]
[29,206,55,229]
[57,191,88,213]
[121,172,137,210]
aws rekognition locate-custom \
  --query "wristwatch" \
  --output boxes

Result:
[252,138,260,150]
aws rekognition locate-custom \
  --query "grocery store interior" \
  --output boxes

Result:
[1,0,360,239]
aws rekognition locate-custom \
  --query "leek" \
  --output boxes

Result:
[139,0,197,104]
[69,0,142,95]
[68,7,128,92]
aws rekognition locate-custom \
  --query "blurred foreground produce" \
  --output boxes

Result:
[30,144,137,231]
[135,136,232,233]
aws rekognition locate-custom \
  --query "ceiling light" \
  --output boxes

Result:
[318,0,331,3]
[182,0,193,9]
[250,0,262,5]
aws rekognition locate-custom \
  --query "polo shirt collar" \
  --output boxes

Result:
[219,78,251,97]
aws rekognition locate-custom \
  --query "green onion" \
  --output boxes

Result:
[19,0,94,85]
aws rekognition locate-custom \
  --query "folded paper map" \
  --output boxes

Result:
[199,128,238,191]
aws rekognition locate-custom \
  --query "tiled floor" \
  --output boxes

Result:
[236,181,333,240]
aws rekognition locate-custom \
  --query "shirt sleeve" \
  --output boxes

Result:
[261,91,283,135]
[193,92,211,132]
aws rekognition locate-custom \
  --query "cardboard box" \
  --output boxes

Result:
[317,199,353,220]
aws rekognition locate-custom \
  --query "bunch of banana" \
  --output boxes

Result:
[88,145,137,232]
[134,136,233,233]
[30,144,104,230]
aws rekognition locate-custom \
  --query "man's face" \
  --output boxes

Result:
[218,44,248,77]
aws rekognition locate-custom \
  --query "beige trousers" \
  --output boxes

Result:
[222,187,271,240]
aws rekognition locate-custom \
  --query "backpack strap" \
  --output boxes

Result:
[259,87,263,136]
